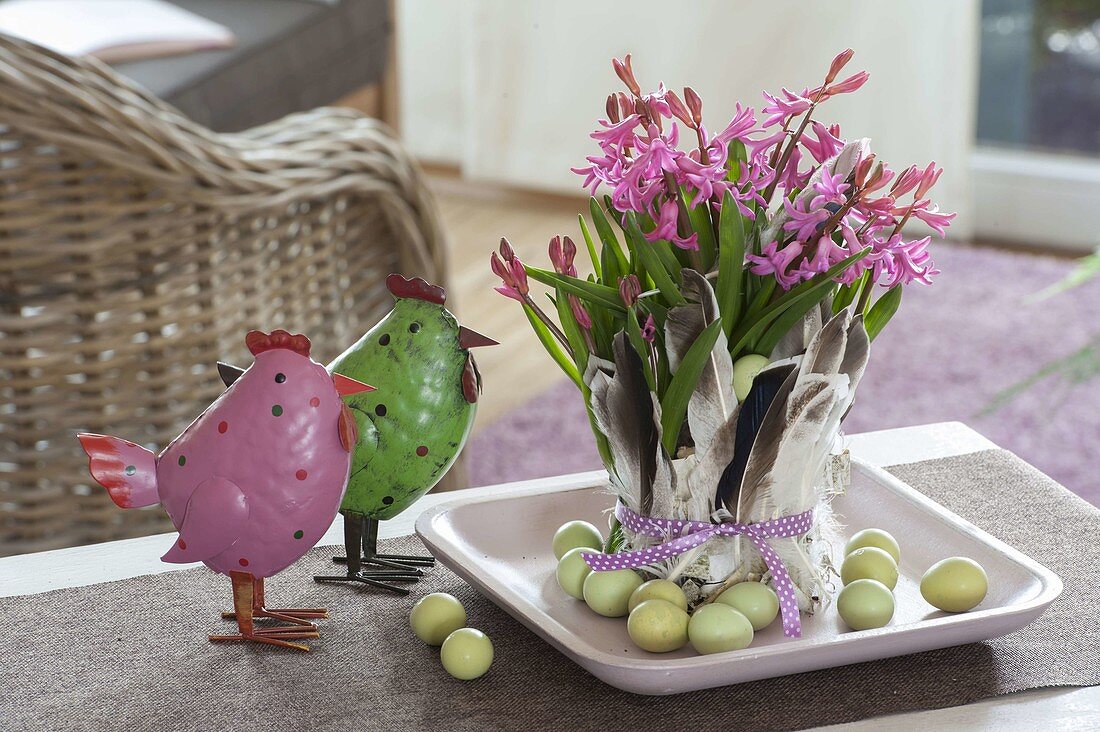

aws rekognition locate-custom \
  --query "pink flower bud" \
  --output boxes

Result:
[562,236,578,276]
[915,162,943,199]
[684,86,703,126]
[548,236,564,273]
[645,99,663,132]
[864,162,893,193]
[826,48,854,84]
[890,165,922,197]
[510,259,529,297]
[605,94,620,124]
[855,154,876,187]
[618,92,635,121]
[665,90,694,128]
[612,54,641,96]
[569,295,592,330]
[499,237,516,263]
[825,71,869,97]
[619,274,641,307]
[640,314,656,343]
[490,252,512,284]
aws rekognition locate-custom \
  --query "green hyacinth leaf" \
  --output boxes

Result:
[523,303,582,387]
[716,190,746,338]
[577,214,602,280]
[524,266,625,312]
[865,285,902,341]
[660,319,723,454]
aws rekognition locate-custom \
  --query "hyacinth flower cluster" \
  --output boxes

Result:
[490,49,953,464]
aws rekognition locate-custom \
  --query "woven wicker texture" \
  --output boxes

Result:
[0,35,447,556]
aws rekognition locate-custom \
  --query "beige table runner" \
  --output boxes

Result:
[3,449,1098,731]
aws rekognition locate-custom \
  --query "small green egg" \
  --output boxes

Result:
[688,603,754,654]
[732,354,771,402]
[552,520,604,560]
[440,628,493,680]
[555,547,593,600]
[627,599,689,653]
[845,528,901,563]
[628,579,688,613]
[920,557,988,612]
[715,581,780,631]
[409,592,467,646]
[582,568,643,617]
[837,579,895,630]
[841,546,899,590]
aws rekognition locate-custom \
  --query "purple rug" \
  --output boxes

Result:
[467,244,1100,507]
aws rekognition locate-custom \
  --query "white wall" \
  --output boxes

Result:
[398,1,979,238]
[395,0,464,163]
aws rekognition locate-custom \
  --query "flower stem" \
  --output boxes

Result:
[761,106,817,204]
[524,294,573,355]
[855,275,875,313]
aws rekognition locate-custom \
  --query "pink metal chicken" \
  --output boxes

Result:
[78,329,374,651]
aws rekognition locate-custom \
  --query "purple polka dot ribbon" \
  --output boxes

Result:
[582,504,815,638]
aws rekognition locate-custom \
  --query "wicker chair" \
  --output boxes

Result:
[0,35,448,556]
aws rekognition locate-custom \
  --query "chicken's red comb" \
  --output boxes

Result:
[245,329,312,357]
[386,273,446,305]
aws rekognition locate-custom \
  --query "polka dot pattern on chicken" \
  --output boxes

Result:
[218,421,228,434]
[416,445,429,457]
[581,504,815,638]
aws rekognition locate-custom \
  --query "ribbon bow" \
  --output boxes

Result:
[582,504,814,638]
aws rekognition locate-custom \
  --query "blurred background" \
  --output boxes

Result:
[1,0,1098,555]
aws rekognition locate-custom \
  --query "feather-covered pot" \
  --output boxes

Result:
[585,272,868,612]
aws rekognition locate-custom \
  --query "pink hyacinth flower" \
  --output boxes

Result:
[745,239,805,289]
[762,88,812,128]
[591,114,641,147]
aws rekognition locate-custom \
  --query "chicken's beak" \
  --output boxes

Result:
[333,373,375,397]
[458,326,499,350]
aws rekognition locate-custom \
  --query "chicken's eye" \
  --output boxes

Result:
[274,373,286,383]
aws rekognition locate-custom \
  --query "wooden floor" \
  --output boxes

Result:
[429,175,594,431]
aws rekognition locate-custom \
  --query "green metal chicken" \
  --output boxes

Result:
[315,274,497,592]
[218,274,496,594]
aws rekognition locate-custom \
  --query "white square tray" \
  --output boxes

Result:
[415,458,1062,695]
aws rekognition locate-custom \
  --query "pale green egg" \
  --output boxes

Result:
[845,528,901,563]
[627,599,690,653]
[555,547,593,600]
[628,579,688,613]
[837,579,895,630]
[715,581,780,631]
[841,546,899,590]
[732,354,771,402]
[582,568,643,617]
[920,557,988,612]
[688,603,754,654]
[440,628,493,680]
[552,520,604,560]
[409,592,467,646]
